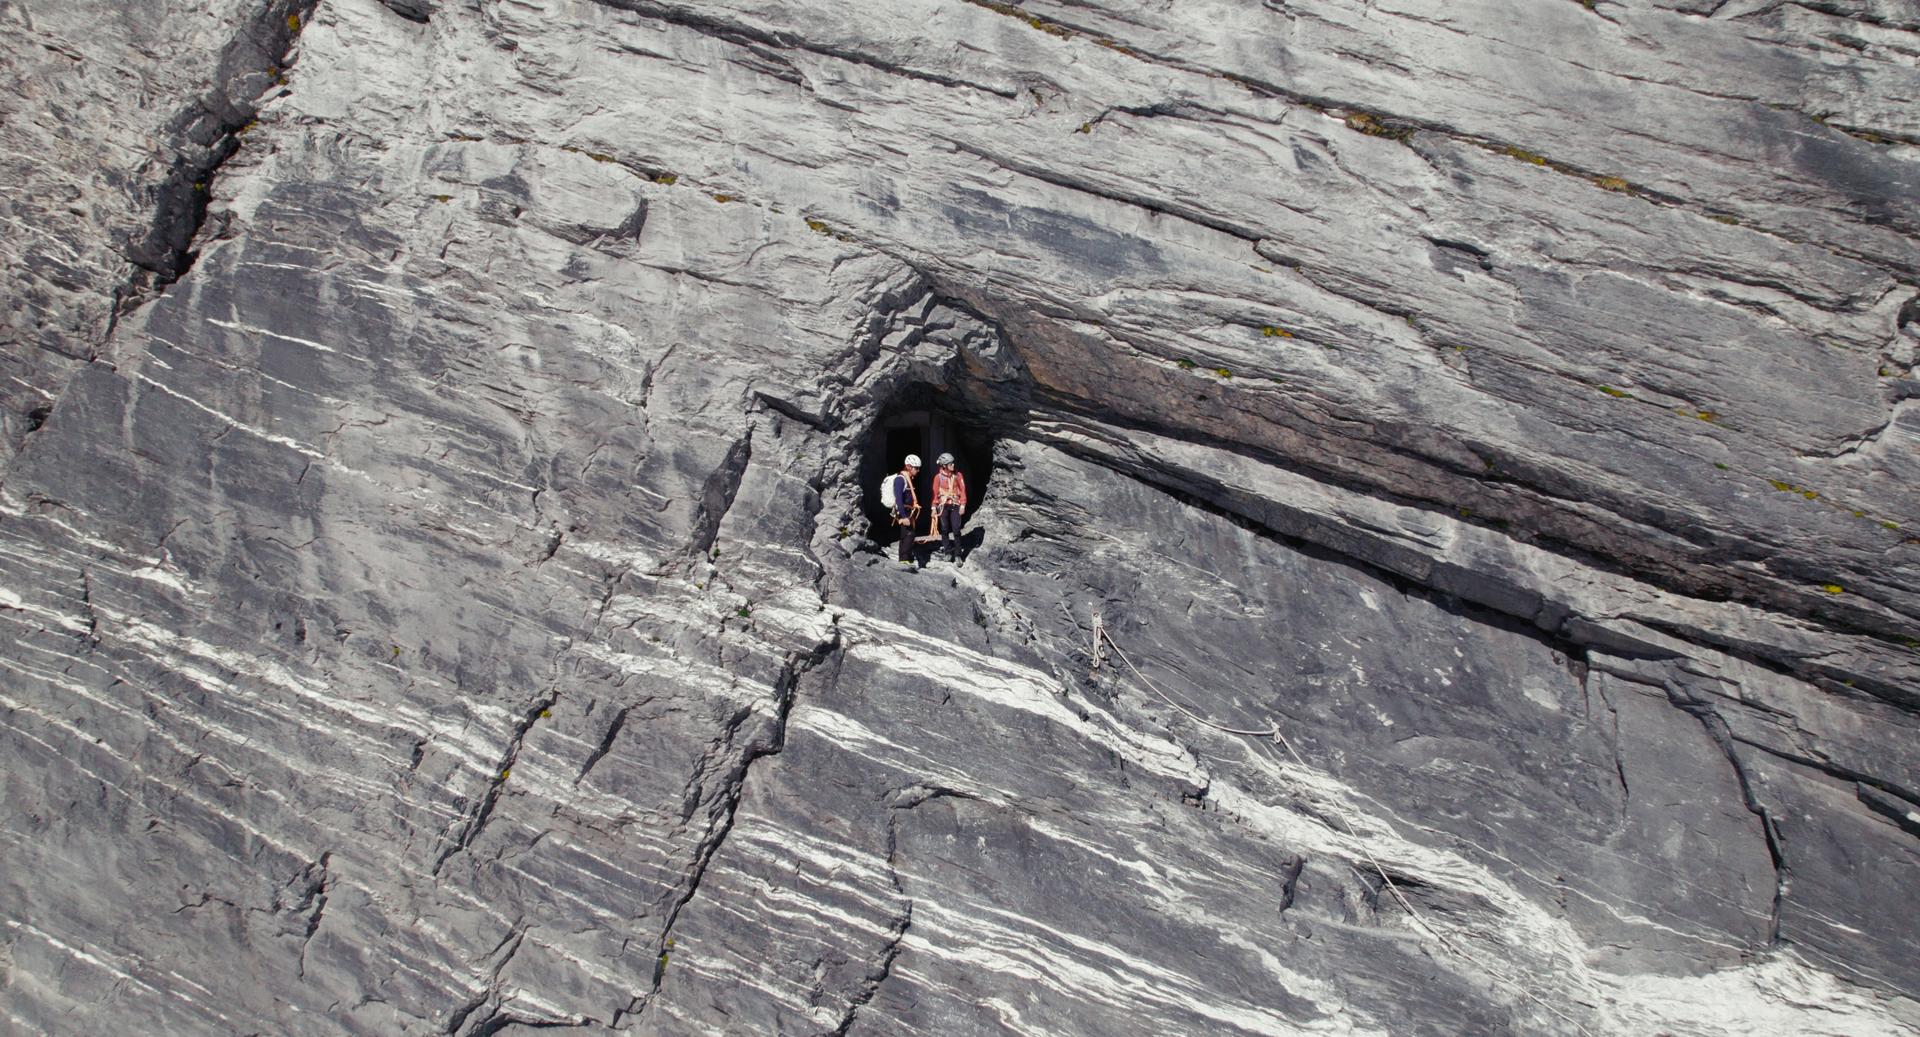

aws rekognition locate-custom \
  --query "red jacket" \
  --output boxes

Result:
[932,469,967,509]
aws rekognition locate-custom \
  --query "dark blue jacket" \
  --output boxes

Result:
[891,473,918,520]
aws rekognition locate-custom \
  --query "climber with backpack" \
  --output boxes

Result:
[881,454,922,569]
[931,452,967,564]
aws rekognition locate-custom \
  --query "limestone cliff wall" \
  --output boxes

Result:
[1,1,1917,1035]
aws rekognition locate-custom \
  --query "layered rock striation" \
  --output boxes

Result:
[2,1,1918,1035]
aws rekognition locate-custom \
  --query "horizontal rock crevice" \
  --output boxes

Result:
[5,1,1920,1034]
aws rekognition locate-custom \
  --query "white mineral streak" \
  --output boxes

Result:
[204,317,362,359]
[2,0,1919,1034]
[1602,954,1920,1037]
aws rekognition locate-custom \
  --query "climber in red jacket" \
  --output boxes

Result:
[931,452,967,563]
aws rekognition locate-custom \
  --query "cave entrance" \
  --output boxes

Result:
[861,391,996,552]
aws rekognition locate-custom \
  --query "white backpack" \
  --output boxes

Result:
[879,474,898,509]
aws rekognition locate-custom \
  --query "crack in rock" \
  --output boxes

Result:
[688,432,753,562]
[292,850,332,979]
[573,702,638,786]
[1658,679,1788,945]
[585,0,1017,98]
[444,923,532,1037]
[618,626,844,1025]
[123,0,321,303]
[431,690,562,877]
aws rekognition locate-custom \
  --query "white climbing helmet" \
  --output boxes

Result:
[904,454,922,468]
[935,452,955,467]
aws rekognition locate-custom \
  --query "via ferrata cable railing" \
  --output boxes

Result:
[1089,613,1600,1037]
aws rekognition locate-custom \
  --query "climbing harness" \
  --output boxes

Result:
[1088,614,1601,1037]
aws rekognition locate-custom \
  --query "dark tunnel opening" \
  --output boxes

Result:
[859,383,999,557]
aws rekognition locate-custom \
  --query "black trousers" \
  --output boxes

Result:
[896,513,917,562]
[937,504,962,553]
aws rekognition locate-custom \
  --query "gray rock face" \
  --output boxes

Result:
[2,1,1918,1035]
[0,0,316,465]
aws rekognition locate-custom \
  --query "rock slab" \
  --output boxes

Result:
[2,1,1918,1035]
